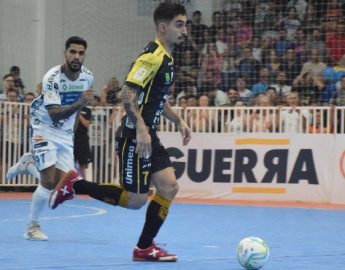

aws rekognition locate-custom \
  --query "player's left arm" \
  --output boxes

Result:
[162,102,191,145]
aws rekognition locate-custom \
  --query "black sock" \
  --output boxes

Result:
[74,179,124,206]
[137,194,170,249]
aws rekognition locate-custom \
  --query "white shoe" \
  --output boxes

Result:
[24,223,48,241]
[6,153,36,179]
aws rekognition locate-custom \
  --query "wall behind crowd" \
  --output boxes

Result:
[0,0,213,92]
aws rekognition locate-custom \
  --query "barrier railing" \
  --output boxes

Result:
[0,102,342,186]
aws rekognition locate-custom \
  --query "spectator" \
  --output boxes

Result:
[24,92,35,103]
[294,28,307,61]
[263,48,282,82]
[251,67,270,97]
[186,94,198,107]
[191,10,207,46]
[177,96,187,108]
[280,48,302,84]
[274,29,294,58]
[299,48,327,81]
[307,109,333,133]
[0,74,16,101]
[235,16,253,47]
[100,77,121,106]
[236,45,261,88]
[266,86,280,106]
[305,28,327,62]
[178,49,198,74]
[199,42,223,88]
[208,11,223,43]
[221,47,239,91]
[270,70,292,99]
[276,6,301,41]
[9,66,25,97]
[321,66,337,105]
[248,94,275,133]
[254,1,272,36]
[287,0,307,21]
[175,80,197,105]
[325,0,342,19]
[326,20,345,65]
[226,100,248,133]
[235,76,252,104]
[0,89,24,178]
[302,3,319,29]
[187,94,215,132]
[226,87,239,106]
[279,91,310,133]
[292,71,325,105]
[330,75,345,106]
[202,83,229,106]
[214,27,228,56]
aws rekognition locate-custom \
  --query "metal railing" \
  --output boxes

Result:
[0,102,342,186]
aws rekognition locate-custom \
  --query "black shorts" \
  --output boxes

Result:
[115,135,172,194]
[74,136,91,166]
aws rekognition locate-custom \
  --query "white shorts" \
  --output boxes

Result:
[31,131,75,172]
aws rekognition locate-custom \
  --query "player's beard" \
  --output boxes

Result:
[174,34,187,47]
[67,60,82,73]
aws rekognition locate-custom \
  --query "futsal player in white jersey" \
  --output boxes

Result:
[22,36,94,240]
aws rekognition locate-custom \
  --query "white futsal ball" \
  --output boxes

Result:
[236,236,270,270]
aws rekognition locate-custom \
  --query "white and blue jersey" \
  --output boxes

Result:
[30,65,94,138]
[30,65,94,172]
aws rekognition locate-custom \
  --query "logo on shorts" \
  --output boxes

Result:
[124,145,136,184]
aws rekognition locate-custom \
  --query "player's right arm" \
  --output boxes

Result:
[120,84,151,159]
[120,44,162,158]
[47,90,93,122]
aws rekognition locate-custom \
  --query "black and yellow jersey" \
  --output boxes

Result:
[117,39,174,138]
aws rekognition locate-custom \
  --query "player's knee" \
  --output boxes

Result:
[126,194,147,210]
[168,181,179,196]
[156,180,179,198]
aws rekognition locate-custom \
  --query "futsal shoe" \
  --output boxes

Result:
[49,170,81,209]
[133,243,177,262]
[6,152,38,179]
[24,223,48,241]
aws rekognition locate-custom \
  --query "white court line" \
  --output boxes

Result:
[203,245,219,248]
[0,203,107,222]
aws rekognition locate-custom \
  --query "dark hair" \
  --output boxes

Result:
[25,92,35,97]
[153,2,186,25]
[10,66,20,73]
[192,10,201,16]
[3,74,13,80]
[65,36,87,50]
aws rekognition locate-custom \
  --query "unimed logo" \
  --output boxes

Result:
[167,147,319,185]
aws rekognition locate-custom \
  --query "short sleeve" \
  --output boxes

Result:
[42,71,61,108]
[126,53,161,89]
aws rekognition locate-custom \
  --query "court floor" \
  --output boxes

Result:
[1,194,344,270]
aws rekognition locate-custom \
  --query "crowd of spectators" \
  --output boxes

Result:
[172,0,345,108]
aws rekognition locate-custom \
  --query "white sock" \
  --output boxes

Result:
[28,184,51,224]
[27,163,41,179]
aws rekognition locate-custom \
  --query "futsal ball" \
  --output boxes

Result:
[236,236,270,270]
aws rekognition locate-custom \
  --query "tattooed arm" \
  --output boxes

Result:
[48,89,93,122]
[120,84,151,158]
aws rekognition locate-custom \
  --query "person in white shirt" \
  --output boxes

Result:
[279,91,311,133]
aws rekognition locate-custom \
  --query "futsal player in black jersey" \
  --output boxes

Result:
[50,2,191,262]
